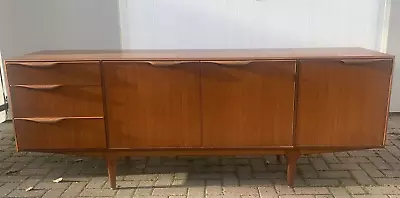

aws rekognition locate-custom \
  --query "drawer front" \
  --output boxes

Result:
[6,61,101,85]
[10,85,104,118]
[14,118,106,150]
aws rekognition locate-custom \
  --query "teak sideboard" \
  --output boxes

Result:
[4,48,394,189]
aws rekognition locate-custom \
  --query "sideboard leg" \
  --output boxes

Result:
[286,151,300,187]
[107,157,117,189]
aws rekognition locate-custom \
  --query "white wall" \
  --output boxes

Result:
[0,0,121,115]
[0,0,121,59]
[120,0,386,50]
[387,0,400,112]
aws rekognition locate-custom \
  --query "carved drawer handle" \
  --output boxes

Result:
[13,85,63,90]
[11,62,60,67]
[140,61,198,67]
[19,117,66,123]
[340,59,386,64]
[200,60,253,65]
[16,117,103,124]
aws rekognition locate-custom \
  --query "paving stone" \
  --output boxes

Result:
[42,189,65,198]
[294,187,330,195]
[7,189,47,197]
[383,170,400,177]
[115,188,135,197]
[223,186,259,196]
[310,158,330,171]
[190,173,222,180]
[0,182,21,197]
[205,180,223,196]
[239,179,273,187]
[298,164,319,179]
[134,180,156,196]
[265,164,287,172]
[279,195,314,198]
[338,157,370,164]
[351,170,376,185]
[368,157,392,170]
[188,186,205,197]
[365,186,400,195]
[223,174,239,186]
[251,159,267,172]
[152,187,188,196]
[4,156,35,163]
[85,177,107,188]
[61,182,87,197]
[321,153,341,164]
[305,179,340,187]
[237,166,253,179]
[374,178,400,186]
[124,173,158,181]
[26,157,47,168]
[35,181,71,190]
[80,188,117,197]
[334,152,350,157]
[328,187,351,198]
[359,163,385,177]
[329,163,361,170]
[275,185,295,195]
[318,171,352,178]
[254,172,285,179]
[346,186,366,195]
[352,195,388,198]
[16,178,41,190]
[378,151,400,163]
[349,150,377,157]
[389,163,400,170]
[258,186,278,197]
[18,168,51,176]
[386,146,400,157]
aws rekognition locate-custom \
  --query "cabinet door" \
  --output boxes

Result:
[103,61,201,149]
[296,59,393,147]
[201,61,296,148]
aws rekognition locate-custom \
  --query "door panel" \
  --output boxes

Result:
[296,59,393,147]
[103,61,201,148]
[201,61,296,148]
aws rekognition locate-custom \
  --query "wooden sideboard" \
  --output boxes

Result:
[4,48,394,189]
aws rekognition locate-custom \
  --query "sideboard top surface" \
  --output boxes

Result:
[6,47,393,62]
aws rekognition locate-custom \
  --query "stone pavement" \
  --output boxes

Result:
[2,117,400,198]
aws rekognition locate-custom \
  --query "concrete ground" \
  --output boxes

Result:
[2,118,400,198]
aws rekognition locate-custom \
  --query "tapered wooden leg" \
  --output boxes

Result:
[107,157,117,189]
[286,151,300,187]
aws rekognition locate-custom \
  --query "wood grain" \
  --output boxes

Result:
[5,48,392,62]
[14,118,106,150]
[201,61,296,148]
[103,61,202,149]
[6,61,101,85]
[296,59,393,147]
[10,86,103,118]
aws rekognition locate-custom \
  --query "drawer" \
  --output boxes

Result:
[10,85,104,118]
[6,61,101,85]
[14,118,106,150]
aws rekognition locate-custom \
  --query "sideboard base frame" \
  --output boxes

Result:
[19,147,380,189]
